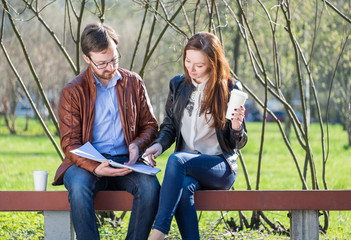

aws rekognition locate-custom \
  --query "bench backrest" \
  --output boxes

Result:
[1,190,351,211]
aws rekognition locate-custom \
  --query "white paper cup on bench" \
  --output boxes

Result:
[33,171,48,191]
[226,89,248,120]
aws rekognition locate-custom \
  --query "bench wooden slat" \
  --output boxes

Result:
[94,191,133,210]
[0,191,70,211]
[1,190,351,212]
[194,190,351,211]
[0,191,133,211]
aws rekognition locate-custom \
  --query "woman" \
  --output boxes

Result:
[144,32,248,240]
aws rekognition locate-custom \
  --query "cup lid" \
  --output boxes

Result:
[231,88,248,98]
[33,171,48,174]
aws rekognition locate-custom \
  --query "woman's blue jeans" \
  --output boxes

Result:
[63,156,160,240]
[153,152,236,240]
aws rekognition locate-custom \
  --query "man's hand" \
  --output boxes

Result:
[94,162,132,177]
[142,143,162,166]
[125,143,139,166]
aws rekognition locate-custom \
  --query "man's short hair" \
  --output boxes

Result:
[81,23,119,56]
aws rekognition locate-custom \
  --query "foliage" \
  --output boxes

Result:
[1,118,350,239]
[0,212,44,239]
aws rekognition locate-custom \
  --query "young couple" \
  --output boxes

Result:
[53,22,247,240]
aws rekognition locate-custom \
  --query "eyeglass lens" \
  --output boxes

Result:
[92,48,121,69]
[96,58,119,69]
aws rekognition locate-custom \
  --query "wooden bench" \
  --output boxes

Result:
[1,190,351,240]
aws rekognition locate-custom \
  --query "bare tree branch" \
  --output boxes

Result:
[142,0,159,72]
[281,1,319,189]
[322,0,351,24]
[1,12,63,160]
[130,4,148,71]
[3,0,60,135]
[23,0,78,74]
[139,0,189,76]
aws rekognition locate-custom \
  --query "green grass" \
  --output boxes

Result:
[0,117,350,239]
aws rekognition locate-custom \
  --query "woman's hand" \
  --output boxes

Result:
[142,143,162,167]
[230,105,245,131]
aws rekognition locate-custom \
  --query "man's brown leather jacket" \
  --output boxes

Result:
[52,67,158,185]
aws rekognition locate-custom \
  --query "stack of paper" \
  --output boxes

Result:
[70,142,161,176]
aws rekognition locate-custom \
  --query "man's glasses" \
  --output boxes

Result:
[88,48,121,70]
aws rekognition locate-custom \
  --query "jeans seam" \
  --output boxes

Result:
[130,177,140,240]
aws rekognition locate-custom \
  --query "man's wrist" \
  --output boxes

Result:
[92,169,102,178]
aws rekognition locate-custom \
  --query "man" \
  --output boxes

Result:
[52,22,160,240]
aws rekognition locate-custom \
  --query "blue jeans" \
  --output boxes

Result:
[153,152,236,240]
[63,156,160,240]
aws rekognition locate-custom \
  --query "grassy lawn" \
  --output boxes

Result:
[0,117,350,239]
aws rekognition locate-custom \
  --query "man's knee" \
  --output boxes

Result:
[136,175,160,202]
[64,173,96,203]
[143,175,160,195]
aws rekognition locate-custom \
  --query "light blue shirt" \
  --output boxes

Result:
[91,70,129,156]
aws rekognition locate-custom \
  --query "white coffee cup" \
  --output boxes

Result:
[226,89,248,120]
[33,171,48,191]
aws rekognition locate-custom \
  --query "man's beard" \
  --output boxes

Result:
[94,67,117,81]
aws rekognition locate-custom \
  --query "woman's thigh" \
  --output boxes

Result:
[169,152,236,190]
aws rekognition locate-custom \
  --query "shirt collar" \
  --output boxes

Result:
[191,78,208,91]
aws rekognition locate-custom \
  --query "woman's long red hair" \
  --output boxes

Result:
[183,32,232,129]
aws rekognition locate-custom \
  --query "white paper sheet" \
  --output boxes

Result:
[70,142,161,176]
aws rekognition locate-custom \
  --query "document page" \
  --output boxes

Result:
[70,142,161,176]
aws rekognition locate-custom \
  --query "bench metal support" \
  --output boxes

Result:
[44,211,74,240]
[291,210,319,240]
